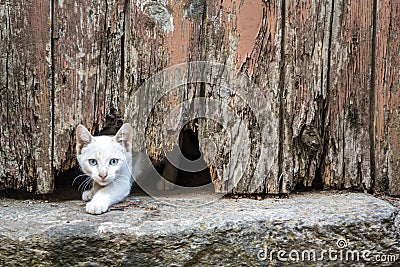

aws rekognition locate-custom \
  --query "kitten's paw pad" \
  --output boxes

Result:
[86,200,109,215]
[82,190,94,201]
[156,179,176,191]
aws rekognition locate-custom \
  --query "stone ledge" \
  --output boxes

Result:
[0,192,399,266]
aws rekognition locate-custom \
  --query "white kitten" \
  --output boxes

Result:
[76,123,133,215]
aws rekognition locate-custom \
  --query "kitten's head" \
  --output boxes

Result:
[75,123,133,186]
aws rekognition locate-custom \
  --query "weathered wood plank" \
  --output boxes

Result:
[125,0,203,158]
[375,0,400,195]
[124,1,208,193]
[53,0,126,174]
[197,0,282,194]
[125,0,168,160]
[282,0,333,192]
[0,1,52,193]
[323,0,373,191]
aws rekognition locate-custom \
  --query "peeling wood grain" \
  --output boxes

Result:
[166,0,202,65]
[0,1,52,193]
[235,0,282,194]
[375,0,400,195]
[282,0,333,192]
[323,0,373,191]
[53,0,126,173]
[124,0,176,159]
[125,0,203,164]
[197,0,281,194]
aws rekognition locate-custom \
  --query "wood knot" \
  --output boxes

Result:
[300,125,322,153]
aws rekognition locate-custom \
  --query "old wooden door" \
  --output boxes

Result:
[1,0,399,196]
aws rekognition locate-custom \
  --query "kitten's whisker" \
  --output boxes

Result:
[72,174,89,186]
[78,178,87,191]
[84,179,93,192]
[78,177,92,192]
[83,179,93,192]
[78,181,85,192]
[79,179,87,192]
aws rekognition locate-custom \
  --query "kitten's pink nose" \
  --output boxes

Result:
[99,173,107,180]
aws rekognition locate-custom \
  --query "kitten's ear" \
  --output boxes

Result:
[76,125,93,155]
[114,123,133,152]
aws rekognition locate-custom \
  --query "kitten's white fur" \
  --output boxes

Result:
[76,123,134,215]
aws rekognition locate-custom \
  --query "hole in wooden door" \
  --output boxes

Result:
[159,120,212,188]
[54,167,83,200]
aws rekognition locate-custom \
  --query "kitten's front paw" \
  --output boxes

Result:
[86,200,109,215]
[82,190,94,201]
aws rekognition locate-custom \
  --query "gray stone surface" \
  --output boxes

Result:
[0,192,399,266]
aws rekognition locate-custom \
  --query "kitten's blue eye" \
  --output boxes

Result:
[109,159,119,166]
[88,159,97,166]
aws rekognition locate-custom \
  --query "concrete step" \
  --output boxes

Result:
[0,192,399,266]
